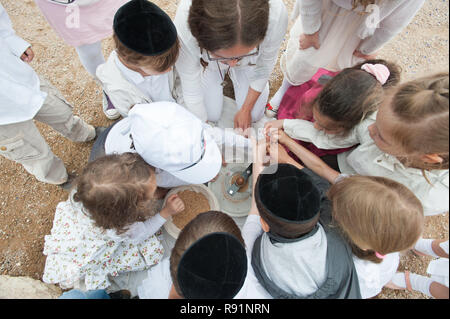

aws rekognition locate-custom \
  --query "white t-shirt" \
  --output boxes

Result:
[259,223,328,297]
[352,252,400,299]
[234,214,273,299]
[114,52,175,104]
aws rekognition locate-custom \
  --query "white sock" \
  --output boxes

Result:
[414,238,440,258]
[75,41,105,78]
[269,78,292,110]
[391,272,433,297]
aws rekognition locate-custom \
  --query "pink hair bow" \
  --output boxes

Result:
[375,252,386,259]
[361,63,390,85]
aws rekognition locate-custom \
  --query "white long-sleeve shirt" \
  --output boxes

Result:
[291,0,425,54]
[0,4,47,125]
[174,0,288,122]
[283,113,449,216]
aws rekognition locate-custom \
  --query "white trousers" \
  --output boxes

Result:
[0,77,95,184]
[201,61,269,124]
[75,41,105,78]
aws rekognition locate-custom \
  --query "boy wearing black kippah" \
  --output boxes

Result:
[96,0,184,119]
[249,140,361,299]
[137,211,251,299]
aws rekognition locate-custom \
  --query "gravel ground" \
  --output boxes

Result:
[0,0,448,299]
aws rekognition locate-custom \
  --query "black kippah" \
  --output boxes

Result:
[113,0,178,56]
[256,164,321,223]
[177,232,248,299]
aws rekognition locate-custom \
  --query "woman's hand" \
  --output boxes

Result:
[299,31,320,50]
[267,128,291,146]
[160,194,185,219]
[264,119,284,136]
[268,142,292,165]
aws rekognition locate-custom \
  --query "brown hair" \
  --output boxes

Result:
[73,153,158,234]
[113,33,180,72]
[309,59,401,136]
[169,211,244,297]
[188,0,269,53]
[388,73,449,171]
[328,175,424,263]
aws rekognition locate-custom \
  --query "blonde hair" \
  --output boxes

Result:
[328,176,424,263]
[169,211,244,297]
[389,73,449,172]
[73,153,158,234]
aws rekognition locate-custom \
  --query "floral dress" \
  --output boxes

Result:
[43,192,164,290]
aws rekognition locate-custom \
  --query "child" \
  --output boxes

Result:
[43,153,185,291]
[99,101,223,188]
[266,133,426,299]
[327,175,425,299]
[265,60,400,167]
[389,238,449,299]
[174,0,288,131]
[34,0,130,119]
[96,0,184,119]
[269,73,449,216]
[90,101,252,189]
[0,3,98,187]
[137,211,251,299]
[250,160,361,298]
[267,0,425,115]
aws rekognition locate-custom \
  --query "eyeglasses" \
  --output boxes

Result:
[206,45,259,62]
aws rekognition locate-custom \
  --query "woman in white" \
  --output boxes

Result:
[268,0,425,114]
[174,0,288,131]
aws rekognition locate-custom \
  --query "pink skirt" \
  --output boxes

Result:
[277,68,354,159]
[35,0,130,47]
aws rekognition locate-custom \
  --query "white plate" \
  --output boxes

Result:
[207,163,253,218]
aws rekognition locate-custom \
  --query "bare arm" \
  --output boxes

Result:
[273,129,340,184]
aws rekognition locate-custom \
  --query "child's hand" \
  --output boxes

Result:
[264,120,284,136]
[353,50,378,60]
[160,194,185,219]
[299,31,320,50]
[268,128,291,146]
[268,142,294,165]
[251,135,269,177]
[20,47,35,63]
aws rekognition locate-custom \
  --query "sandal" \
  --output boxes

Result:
[410,249,428,257]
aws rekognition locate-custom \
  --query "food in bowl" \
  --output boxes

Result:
[171,190,211,230]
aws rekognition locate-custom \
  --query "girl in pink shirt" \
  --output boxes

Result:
[35,0,130,119]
